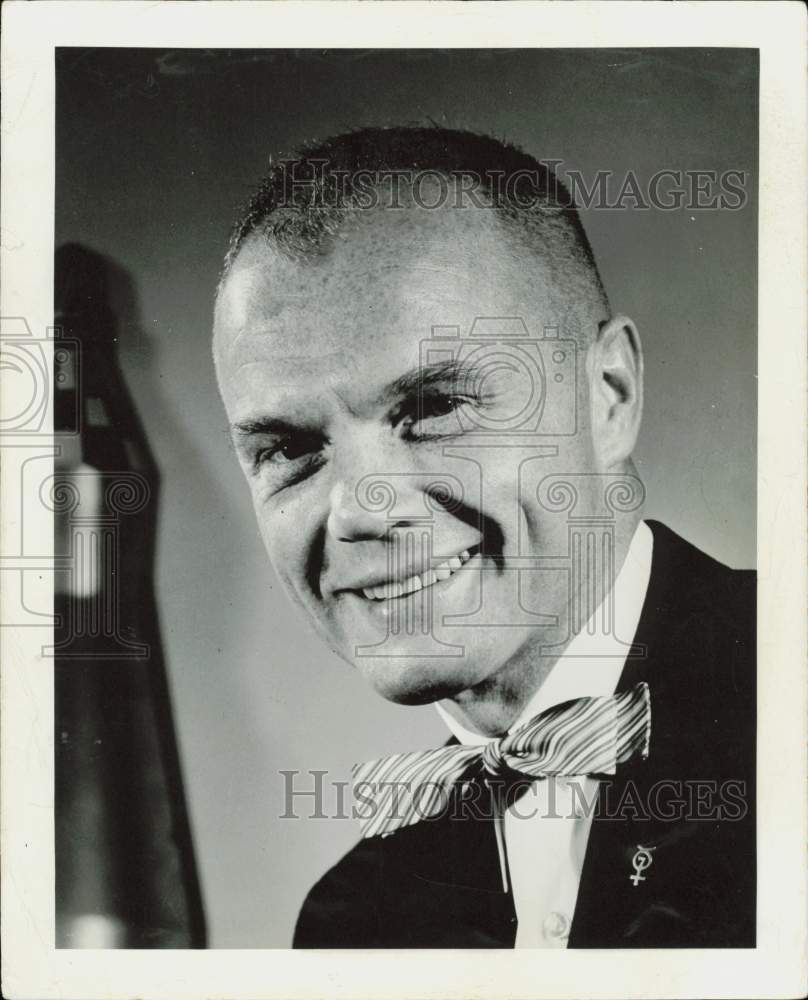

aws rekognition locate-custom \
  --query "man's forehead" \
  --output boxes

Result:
[220,200,547,298]
[221,235,482,314]
[212,204,571,384]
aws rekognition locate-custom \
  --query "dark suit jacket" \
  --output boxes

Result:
[294,521,756,948]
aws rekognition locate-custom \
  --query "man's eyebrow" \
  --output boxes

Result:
[232,362,487,437]
[384,360,485,401]
[230,416,297,438]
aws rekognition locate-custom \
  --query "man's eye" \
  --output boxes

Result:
[258,432,322,467]
[421,396,466,419]
[404,394,477,440]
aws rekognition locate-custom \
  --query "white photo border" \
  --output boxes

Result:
[2,2,806,998]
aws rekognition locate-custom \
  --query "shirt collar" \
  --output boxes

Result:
[435,520,654,747]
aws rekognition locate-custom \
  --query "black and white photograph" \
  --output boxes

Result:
[1,3,806,999]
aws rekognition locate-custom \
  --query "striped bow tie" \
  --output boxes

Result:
[352,682,651,839]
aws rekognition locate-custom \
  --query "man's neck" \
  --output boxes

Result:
[440,512,643,737]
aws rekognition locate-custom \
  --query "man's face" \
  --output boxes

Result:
[214,203,601,706]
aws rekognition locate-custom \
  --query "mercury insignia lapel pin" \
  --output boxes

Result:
[629,845,656,886]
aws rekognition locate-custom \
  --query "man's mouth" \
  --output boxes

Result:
[359,546,478,602]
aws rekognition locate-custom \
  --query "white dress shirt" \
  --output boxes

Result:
[435,520,654,948]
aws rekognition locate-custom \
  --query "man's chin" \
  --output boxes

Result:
[350,654,493,707]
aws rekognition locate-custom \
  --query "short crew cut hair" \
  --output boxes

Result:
[220,125,608,316]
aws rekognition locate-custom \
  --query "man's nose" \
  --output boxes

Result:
[327,478,391,541]
[326,442,424,543]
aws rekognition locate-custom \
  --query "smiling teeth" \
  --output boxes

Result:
[362,549,474,601]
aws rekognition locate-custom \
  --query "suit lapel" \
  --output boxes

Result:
[377,776,518,947]
[569,520,753,947]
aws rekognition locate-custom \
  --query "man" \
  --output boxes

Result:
[213,127,755,948]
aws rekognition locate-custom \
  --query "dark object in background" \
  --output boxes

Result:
[53,243,205,947]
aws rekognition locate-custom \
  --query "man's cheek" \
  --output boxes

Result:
[255,509,317,600]
[263,541,310,615]
[252,506,295,577]
[252,505,276,555]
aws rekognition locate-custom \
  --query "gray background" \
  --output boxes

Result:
[56,48,758,947]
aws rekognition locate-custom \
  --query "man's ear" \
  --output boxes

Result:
[586,315,643,469]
